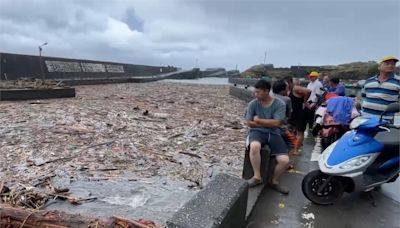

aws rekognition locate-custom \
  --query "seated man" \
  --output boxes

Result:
[245,79,290,194]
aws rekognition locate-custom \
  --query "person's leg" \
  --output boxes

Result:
[249,141,262,180]
[293,118,306,155]
[268,134,290,194]
[272,154,290,184]
[247,131,268,187]
[307,107,316,130]
[282,129,295,169]
[293,130,304,155]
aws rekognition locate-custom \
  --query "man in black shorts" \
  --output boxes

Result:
[245,80,290,194]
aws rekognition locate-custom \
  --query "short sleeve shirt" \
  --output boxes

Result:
[245,98,286,134]
[307,80,323,103]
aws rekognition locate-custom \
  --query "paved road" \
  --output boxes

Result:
[247,135,400,228]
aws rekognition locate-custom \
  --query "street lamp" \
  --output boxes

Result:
[38,42,48,79]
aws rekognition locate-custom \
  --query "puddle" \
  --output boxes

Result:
[46,178,196,225]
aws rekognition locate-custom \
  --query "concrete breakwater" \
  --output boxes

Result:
[0,52,178,80]
[0,53,239,85]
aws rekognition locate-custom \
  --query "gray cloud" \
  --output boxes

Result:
[0,0,399,71]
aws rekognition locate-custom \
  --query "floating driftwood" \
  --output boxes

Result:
[0,206,156,228]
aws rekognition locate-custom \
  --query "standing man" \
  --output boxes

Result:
[245,80,290,194]
[362,56,400,119]
[305,71,323,131]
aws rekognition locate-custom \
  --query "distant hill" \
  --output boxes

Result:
[241,61,400,81]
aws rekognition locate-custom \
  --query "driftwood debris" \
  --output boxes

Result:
[0,206,156,228]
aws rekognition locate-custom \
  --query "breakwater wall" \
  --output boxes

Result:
[0,52,178,80]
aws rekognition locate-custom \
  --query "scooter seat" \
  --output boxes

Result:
[375,128,400,151]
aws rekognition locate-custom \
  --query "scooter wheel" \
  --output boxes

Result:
[302,170,344,205]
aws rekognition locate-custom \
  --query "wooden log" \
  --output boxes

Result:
[0,206,156,228]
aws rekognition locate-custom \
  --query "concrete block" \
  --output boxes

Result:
[166,173,248,228]
[242,146,273,183]
[0,88,75,101]
[228,78,259,87]
[229,86,254,103]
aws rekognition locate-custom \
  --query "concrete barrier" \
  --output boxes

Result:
[228,78,260,87]
[242,146,276,183]
[229,86,254,103]
[0,52,178,80]
[166,173,248,228]
[0,88,75,101]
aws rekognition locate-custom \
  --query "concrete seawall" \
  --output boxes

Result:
[0,52,178,80]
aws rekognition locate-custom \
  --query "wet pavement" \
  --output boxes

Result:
[248,135,400,228]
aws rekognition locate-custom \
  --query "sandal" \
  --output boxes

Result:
[269,183,289,194]
[247,177,263,187]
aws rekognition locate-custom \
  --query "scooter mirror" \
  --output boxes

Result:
[380,102,400,122]
[385,102,400,113]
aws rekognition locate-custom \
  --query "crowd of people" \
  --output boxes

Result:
[244,56,400,194]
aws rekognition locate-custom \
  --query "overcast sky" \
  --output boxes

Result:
[0,0,399,71]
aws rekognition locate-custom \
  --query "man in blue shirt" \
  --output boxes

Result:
[245,80,289,194]
[328,77,346,96]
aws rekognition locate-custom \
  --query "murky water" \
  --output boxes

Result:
[162,77,362,97]
[46,178,195,225]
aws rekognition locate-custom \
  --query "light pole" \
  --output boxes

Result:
[38,42,48,79]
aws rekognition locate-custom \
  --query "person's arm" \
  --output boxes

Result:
[294,85,311,105]
[287,98,293,119]
[253,117,282,128]
[245,101,263,128]
[253,100,285,128]
[247,119,262,128]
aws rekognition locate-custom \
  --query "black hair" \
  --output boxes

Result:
[283,76,293,84]
[330,77,340,84]
[272,80,287,94]
[254,79,271,91]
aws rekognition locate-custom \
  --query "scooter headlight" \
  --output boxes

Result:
[339,155,371,169]
[350,117,368,129]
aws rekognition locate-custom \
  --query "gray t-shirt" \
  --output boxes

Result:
[245,98,286,134]
[274,94,292,118]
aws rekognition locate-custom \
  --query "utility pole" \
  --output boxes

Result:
[38,42,48,79]
[195,58,198,68]
[263,49,267,64]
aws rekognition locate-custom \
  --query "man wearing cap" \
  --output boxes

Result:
[305,71,323,130]
[361,56,400,119]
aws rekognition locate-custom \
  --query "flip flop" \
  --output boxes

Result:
[247,177,263,187]
[269,183,289,194]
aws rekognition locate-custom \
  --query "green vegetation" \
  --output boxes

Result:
[241,61,400,80]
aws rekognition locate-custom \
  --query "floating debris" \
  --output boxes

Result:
[0,78,66,89]
[0,81,247,194]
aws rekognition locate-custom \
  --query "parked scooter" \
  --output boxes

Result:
[302,102,400,205]
[313,94,360,150]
